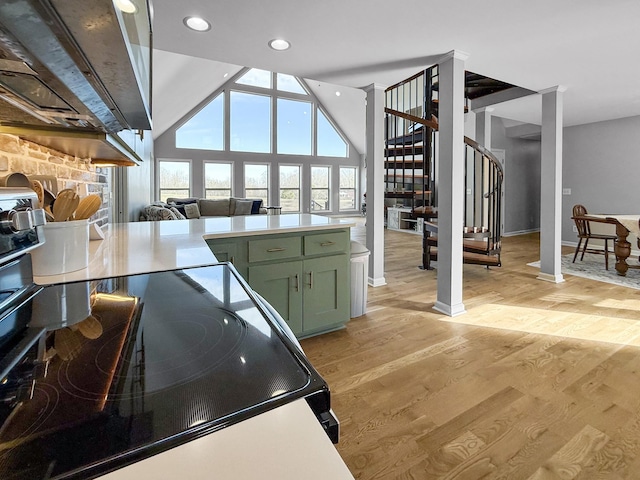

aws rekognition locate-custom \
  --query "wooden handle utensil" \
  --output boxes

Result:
[74,194,101,220]
[53,189,80,222]
[30,180,44,208]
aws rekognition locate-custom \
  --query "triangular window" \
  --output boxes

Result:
[236,68,272,89]
[317,108,347,157]
[276,73,307,95]
[175,92,224,150]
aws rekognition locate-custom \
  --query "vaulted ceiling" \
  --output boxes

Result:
[151,0,640,148]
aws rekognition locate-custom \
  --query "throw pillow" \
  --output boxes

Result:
[251,199,263,214]
[169,206,186,220]
[183,203,201,219]
[199,198,230,216]
[169,204,187,217]
[234,199,254,216]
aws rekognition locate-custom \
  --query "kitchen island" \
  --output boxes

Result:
[34,214,356,284]
[34,214,356,339]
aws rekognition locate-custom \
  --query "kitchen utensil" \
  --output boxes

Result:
[53,189,79,222]
[77,315,103,339]
[74,194,101,220]
[54,327,83,361]
[30,179,44,208]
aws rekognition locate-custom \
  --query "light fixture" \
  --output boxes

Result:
[335,91,341,97]
[114,0,137,14]
[92,158,137,167]
[183,16,211,32]
[269,38,290,51]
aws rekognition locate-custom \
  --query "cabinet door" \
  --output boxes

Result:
[248,261,303,336]
[303,255,349,334]
[208,241,237,263]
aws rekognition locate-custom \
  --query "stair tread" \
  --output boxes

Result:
[427,246,501,266]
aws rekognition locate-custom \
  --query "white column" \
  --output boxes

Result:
[363,83,386,287]
[475,107,494,150]
[433,50,467,317]
[538,86,567,283]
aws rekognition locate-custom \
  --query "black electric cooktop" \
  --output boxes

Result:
[0,264,327,480]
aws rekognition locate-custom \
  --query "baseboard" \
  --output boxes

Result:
[502,228,540,237]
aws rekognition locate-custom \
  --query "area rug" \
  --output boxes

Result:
[527,253,640,290]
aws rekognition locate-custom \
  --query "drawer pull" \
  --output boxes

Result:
[320,241,336,247]
[266,247,286,253]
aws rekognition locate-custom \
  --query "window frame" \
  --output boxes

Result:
[310,165,331,212]
[339,166,358,212]
[278,164,302,213]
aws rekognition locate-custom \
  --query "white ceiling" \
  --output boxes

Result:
[151,0,640,149]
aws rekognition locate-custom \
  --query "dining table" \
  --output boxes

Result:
[578,214,640,276]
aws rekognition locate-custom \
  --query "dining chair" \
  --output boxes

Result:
[571,204,617,269]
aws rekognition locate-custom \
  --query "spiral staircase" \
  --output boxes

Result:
[384,66,506,267]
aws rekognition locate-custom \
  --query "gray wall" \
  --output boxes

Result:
[492,117,541,235]
[562,115,640,245]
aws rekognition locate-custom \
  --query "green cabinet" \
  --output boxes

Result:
[206,229,350,338]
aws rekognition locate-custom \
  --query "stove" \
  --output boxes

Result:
[0,189,338,480]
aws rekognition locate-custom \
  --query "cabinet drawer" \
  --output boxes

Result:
[304,231,348,256]
[248,236,301,263]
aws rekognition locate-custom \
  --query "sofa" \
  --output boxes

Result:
[140,197,266,221]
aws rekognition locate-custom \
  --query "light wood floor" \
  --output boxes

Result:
[301,221,640,479]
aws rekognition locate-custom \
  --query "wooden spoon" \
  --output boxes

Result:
[74,194,101,220]
[77,315,103,340]
[53,189,79,222]
[30,179,44,208]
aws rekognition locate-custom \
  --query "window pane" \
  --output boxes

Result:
[245,164,269,206]
[317,109,347,157]
[276,73,307,94]
[277,98,311,155]
[311,166,329,188]
[280,189,299,212]
[245,164,269,188]
[205,162,232,198]
[159,161,190,188]
[176,93,224,150]
[236,68,272,89]
[340,167,356,188]
[280,165,300,188]
[311,190,329,211]
[230,92,271,153]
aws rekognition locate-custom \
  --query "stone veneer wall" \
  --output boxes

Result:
[0,134,110,225]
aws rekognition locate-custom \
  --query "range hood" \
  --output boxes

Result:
[0,0,152,164]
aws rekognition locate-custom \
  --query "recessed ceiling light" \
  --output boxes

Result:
[335,91,341,97]
[269,39,290,51]
[183,16,211,32]
[114,0,137,14]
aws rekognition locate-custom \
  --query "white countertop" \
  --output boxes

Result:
[97,398,354,480]
[34,214,355,285]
